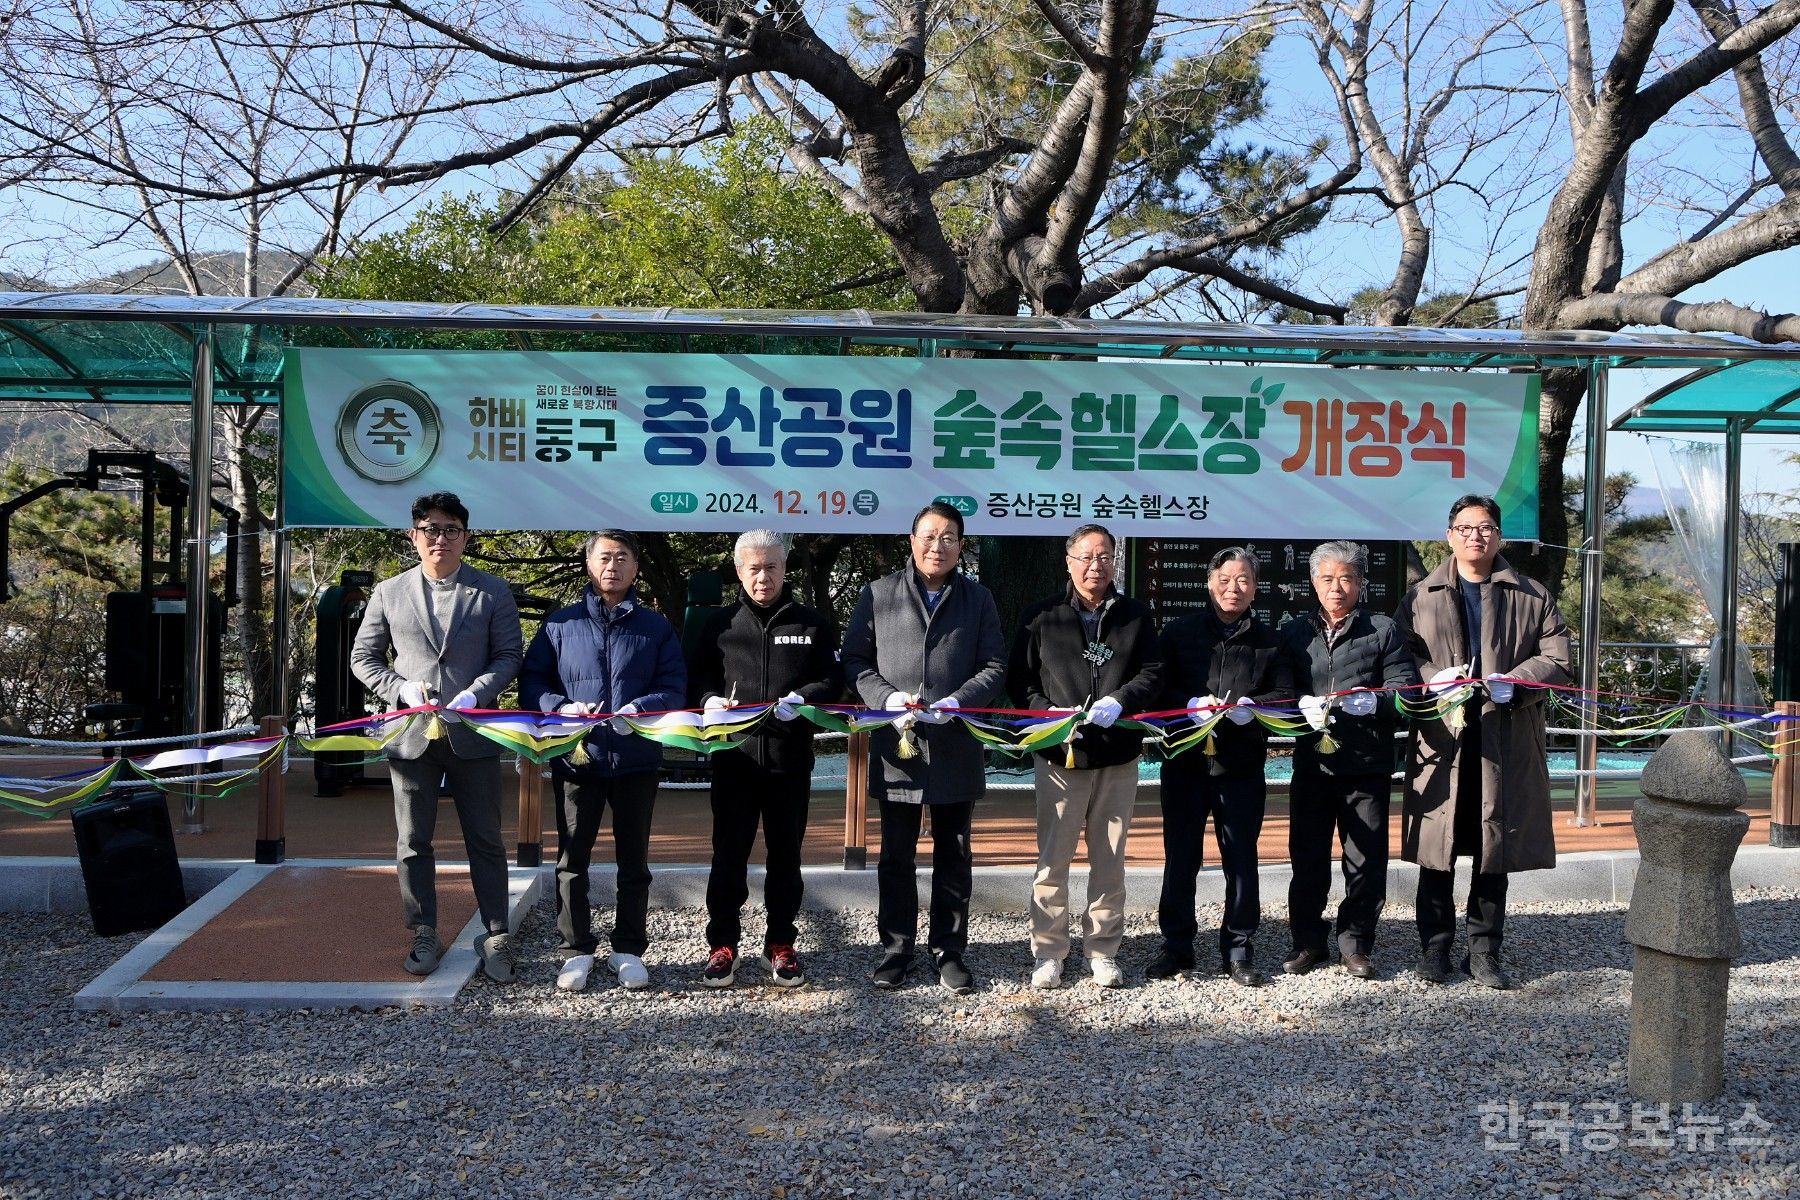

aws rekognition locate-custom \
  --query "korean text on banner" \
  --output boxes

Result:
[282,349,1540,539]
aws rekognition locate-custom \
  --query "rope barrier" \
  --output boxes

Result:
[0,724,260,751]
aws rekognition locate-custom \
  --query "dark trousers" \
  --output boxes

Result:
[389,746,509,936]
[1416,713,1507,955]
[1287,765,1390,957]
[1158,772,1265,965]
[704,752,812,952]
[876,798,974,960]
[555,770,658,956]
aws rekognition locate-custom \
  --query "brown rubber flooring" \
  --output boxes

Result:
[0,753,1776,866]
[140,865,478,983]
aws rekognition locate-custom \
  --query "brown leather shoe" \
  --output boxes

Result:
[1343,952,1377,980]
[1282,947,1328,975]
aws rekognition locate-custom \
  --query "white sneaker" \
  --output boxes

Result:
[608,952,650,990]
[1030,959,1063,990]
[1090,956,1124,989]
[556,954,595,992]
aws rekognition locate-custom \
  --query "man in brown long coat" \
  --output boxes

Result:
[1395,494,1571,989]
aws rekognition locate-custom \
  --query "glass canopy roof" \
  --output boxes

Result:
[1611,358,1800,434]
[2,292,1797,425]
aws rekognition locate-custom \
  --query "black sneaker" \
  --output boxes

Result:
[1417,948,1452,985]
[404,925,443,976]
[935,953,974,995]
[1145,947,1194,980]
[1462,951,1514,990]
[767,944,805,988]
[701,946,738,988]
[475,931,516,984]
[872,952,912,990]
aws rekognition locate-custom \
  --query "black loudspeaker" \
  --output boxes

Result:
[1775,543,1798,703]
[70,789,187,937]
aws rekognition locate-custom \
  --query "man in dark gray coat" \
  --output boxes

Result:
[842,501,1006,994]
[352,492,523,983]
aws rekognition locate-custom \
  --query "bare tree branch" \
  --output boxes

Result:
[1558,291,1800,340]
[1688,0,1800,191]
[1165,253,1348,319]
[1617,190,1800,297]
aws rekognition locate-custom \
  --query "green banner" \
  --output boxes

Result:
[283,349,1540,538]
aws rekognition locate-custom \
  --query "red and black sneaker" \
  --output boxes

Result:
[767,943,805,988]
[701,945,737,988]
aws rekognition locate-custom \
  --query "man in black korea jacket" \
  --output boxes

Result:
[689,529,843,988]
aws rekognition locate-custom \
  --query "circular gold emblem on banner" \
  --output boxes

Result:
[335,380,442,483]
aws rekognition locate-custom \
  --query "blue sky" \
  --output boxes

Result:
[2,4,1793,499]
[1248,16,1799,502]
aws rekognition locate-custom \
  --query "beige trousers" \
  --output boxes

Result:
[1031,756,1140,961]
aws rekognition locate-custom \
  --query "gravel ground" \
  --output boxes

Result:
[2,889,1796,1200]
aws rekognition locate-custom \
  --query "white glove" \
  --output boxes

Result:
[1339,688,1379,718]
[447,690,477,711]
[1225,696,1257,725]
[884,691,915,714]
[1426,665,1469,698]
[557,702,595,716]
[1087,696,1123,729]
[1298,695,1330,733]
[1485,674,1516,705]
[609,701,640,734]
[919,695,959,725]
[775,691,804,721]
[1187,694,1222,714]
[398,680,431,708]
[702,695,732,727]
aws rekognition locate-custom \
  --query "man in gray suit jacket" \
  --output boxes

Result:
[352,492,524,982]
[842,501,1005,994]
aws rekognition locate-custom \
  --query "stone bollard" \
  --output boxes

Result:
[1625,729,1750,1103]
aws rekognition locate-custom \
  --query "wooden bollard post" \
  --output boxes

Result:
[253,714,287,864]
[844,730,869,870]
[1773,700,1798,848]
[516,754,544,867]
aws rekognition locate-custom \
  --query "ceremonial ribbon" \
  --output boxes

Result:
[3,680,1789,820]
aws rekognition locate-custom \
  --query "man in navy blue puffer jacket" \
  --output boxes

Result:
[521,528,686,993]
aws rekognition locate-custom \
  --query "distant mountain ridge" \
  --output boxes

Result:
[3,250,309,298]
[1623,482,1690,516]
